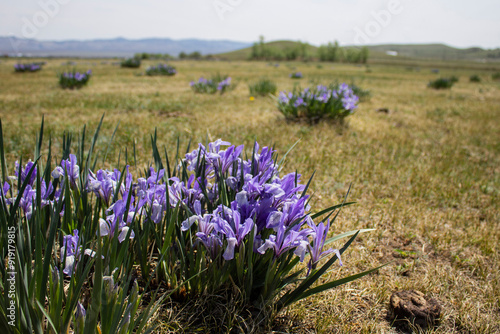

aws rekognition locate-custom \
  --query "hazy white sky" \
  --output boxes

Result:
[1,0,499,48]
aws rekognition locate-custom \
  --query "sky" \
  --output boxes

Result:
[0,0,499,49]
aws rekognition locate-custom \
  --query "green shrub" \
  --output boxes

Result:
[469,75,481,82]
[248,78,277,96]
[121,58,141,68]
[492,72,500,81]
[428,77,455,89]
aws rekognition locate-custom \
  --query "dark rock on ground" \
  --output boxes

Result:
[388,290,441,331]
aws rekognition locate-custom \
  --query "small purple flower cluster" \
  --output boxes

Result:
[217,77,231,91]
[190,77,212,87]
[14,63,42,72]
[59,70,92,89]
[278,83,360,121]
[190,76,233,94]
[290,72,303,79]
[145,64,177,76]
[2,140,340,276]
[62,70,92,81]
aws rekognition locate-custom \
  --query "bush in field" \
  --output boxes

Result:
[290,72,303,79]
[0,118,381,332]
[249,78,277,97]
[492,72,500,81]
[121,58,141,68]
[469,75,481,83]
[190,74,233,94]
[14,63,42,72]
[277,83,360,123]
[428,77,455,89]
[58,69,92,89]
[145,64,177,76]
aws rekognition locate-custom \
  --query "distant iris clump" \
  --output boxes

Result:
[58,69,92,89]
[277,83,360,123]
[190,74,233,94]
[145,64,177,76]
[14,63,43,72]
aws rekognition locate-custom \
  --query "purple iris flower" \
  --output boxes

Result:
[214,210,254,260]
[88,169,116,205]
[1,181,9,197]
[194,215,223,259]
[60,229,95,276]
[341,94,359,111]
[99,215,135,243]
[207,143,244,177]
[100,199,135,242]
[74,302,86,333]
[307,220,342,274]
[19,185,36,220]
[278,92,290,104]
[40,179,54,208]
[60,154,80,187]
[294,97,305,107]
[15,160,37,187]
[257,223,310,259]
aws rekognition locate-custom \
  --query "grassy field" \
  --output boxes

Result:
[0,58,499,333]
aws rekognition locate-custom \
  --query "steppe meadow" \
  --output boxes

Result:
[0,57,499,333]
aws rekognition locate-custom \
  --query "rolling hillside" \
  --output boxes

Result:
[218,41,500,62]
[364,43,500,61]
[217,40,318,60]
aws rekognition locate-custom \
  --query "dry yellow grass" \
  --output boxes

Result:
[0,58,499,333]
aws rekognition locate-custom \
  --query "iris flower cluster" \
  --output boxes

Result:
[277,83,359,121]
[2,140,340,278]
[145,64,177,76]
[190,76,233,94]
[14,63,42,72]
[290,72,303,79]
[59,70,92,89]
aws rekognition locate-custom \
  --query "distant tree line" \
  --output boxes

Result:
[134,52,173,60]
[317,41,369,64]
[179,51,202,59]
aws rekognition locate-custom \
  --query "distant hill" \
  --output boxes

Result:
[362,44,500,61]
[218,41,500,62]
[0,36,252,57]
[217,40,318,60]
